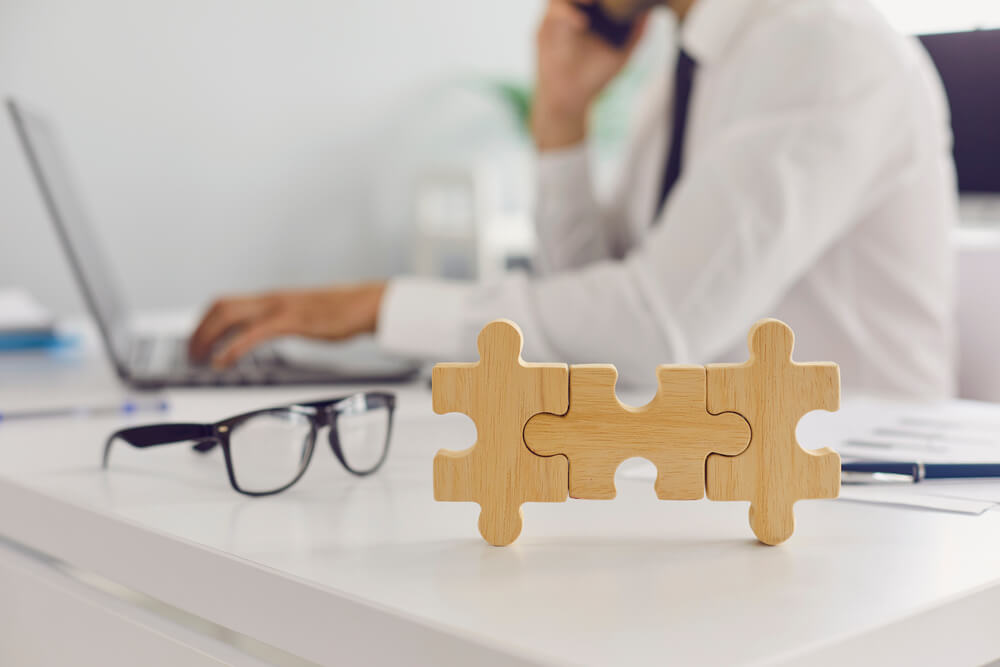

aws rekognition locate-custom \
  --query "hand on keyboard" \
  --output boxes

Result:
[187,283,387,369]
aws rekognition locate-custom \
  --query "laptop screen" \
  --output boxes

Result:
[7,99,132,372]
[919,29,1000,194]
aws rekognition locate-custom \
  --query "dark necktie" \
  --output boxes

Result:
[655,48,697,220]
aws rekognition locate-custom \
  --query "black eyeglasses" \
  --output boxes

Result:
[103,392,395,496]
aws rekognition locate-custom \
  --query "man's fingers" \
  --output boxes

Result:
[211,316,295,369]
[188,297,272,361]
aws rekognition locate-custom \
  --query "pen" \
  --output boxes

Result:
[841,460,1000,484]
[0,398,169,423]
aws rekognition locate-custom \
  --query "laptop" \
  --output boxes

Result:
[7,98,420,388]
[918,29,1000,224]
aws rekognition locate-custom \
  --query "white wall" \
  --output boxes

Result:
[0,0,543,314]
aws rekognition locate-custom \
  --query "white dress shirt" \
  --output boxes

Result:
[376,0,958,399]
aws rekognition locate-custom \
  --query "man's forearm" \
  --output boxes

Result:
[531,99,588,151]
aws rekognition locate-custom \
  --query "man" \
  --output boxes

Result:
[189,0,958,399]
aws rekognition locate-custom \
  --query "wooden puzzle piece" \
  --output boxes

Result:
[705,319,841,546]
[524,365,750,500]
[432,319,569,546]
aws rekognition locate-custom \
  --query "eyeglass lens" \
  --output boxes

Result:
[228,409,314,493]
[335,404,391,474]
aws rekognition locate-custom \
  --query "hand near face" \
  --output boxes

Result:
[187,282,387,368]
[532,0,648,150]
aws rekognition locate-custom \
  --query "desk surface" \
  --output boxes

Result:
[2,337,1000,666]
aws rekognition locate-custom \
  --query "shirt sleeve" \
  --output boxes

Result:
[534,67,671,275]
[377,30,912,384]
[533,144,628,273]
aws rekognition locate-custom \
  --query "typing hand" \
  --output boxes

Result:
[531,0,648,150]
[187,282,387,369]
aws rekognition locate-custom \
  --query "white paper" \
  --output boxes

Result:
[616,398,1000,515]
[916,480,1000,504]
[800,397,1000,512]
[617,461,997,515]
[837,485,996,515]
[799,397,1000,464]
[0,288,53,333]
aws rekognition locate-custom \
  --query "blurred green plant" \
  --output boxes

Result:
[473,58,654,156]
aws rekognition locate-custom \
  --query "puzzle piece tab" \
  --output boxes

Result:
[705,319,841,546]
[432,319,569,546]
[524,365,750,500]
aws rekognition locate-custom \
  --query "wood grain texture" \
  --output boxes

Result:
[705,319,841,546]
[524,365,750,500]
[432,319,569,546]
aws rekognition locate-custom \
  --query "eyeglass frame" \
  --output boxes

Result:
[102,392,396,496]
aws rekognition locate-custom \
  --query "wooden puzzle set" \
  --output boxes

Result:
[432,318,841,546]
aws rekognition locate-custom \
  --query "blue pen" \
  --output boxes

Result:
[0,398,169,423]
[842,460,1000,483]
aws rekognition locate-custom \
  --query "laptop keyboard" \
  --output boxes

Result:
[130,336,282,385]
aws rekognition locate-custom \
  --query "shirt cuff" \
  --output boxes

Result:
[536,144,590,195]
[375,276,476,362]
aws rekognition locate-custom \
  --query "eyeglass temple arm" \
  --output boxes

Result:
[103,423,216,468]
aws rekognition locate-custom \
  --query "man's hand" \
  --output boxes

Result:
[187,282,387,368]
[532,0,648,150]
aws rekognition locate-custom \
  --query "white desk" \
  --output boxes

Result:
[2,335,1000,666]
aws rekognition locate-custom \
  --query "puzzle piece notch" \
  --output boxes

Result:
[432,319,569,546]
[524,364,750,501]
[705,318,841,546]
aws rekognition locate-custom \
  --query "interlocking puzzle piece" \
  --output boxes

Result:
[524,365,750,500]
[432,319,569,546]
[705,319,841,546]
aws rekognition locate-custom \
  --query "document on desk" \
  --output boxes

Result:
[0,288,53,334]
[616,397,1000,515]
[799,397,1000,515]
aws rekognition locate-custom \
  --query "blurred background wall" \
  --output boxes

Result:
[1,0,998,315]
[0,0,548,314]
